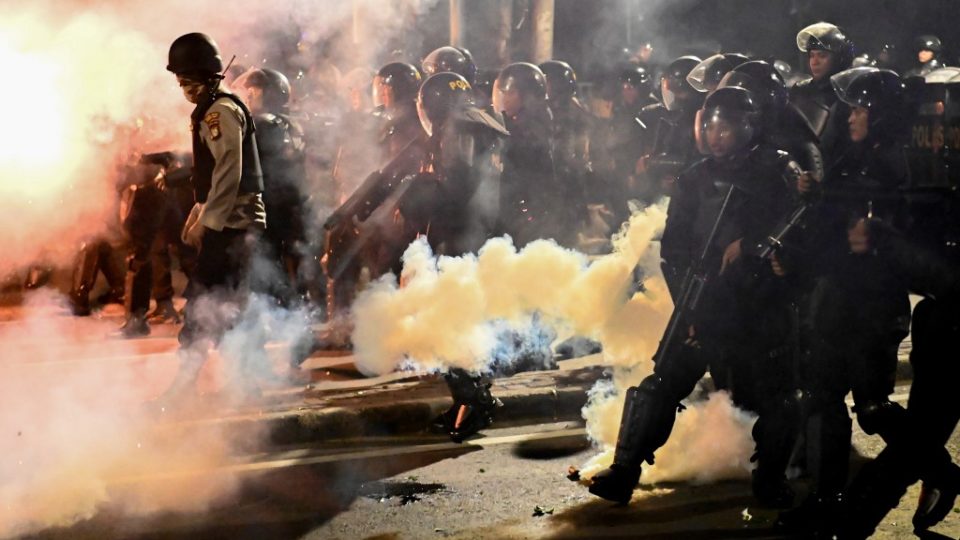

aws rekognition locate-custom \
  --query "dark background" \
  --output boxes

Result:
[418,0,960,78]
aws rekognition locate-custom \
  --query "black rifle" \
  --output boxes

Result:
[653,183,737,370]
[748,201,814,261]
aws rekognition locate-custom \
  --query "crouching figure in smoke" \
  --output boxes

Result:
[588,87,805,506]
[154,33,267,405]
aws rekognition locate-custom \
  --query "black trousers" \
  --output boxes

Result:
[178,227,251,349]
[842,298,960,536]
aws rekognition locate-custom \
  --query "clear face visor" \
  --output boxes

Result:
[416,93,434,137]
[372,76,390,109]
[796,23,839,51]
[694,108,754,157]
[716,72,771,110]
[829,67,879,106]
[492,78,516,117]
[662,76,698,112]
[687,54,724,93]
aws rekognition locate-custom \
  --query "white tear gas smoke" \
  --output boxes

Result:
[352,203,759,486]
[579,389,758,486]
[350,204,672,376]
[0,285,308,538]
[0,0,442,278]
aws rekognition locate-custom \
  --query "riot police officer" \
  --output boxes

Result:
[615,65,657,116]
[588,87,800,506]
[791,22,855,158]
[111,158,168,337]
[633,55,703,215]
[395,72,509,442]
[776,68,913,533]
[493,62,558,246]
[540,60,592,244]
[156,32,267,403]
[242,68,309,304]
[596,64,658,223]
[906,35,946,78]
[372,62,424,161]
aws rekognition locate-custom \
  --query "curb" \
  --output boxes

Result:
[266,368,603,444]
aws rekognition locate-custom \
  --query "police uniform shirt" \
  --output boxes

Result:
[196,98,267,231]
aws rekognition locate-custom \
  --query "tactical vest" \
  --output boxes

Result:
[190,92,264,203]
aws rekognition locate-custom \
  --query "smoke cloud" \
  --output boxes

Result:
[0,0,443,279]
[0,280,316,538]
[350,203,672,376]
[351,202,759,487]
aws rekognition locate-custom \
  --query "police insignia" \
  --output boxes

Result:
[204,111,221,140]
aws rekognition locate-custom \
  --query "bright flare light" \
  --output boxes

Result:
[0,38,70,199]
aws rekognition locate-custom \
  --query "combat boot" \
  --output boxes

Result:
[147,299,182,324]
[109,314,150,339]
[433,369,501,443]
[913,481,958,532]
[589,377,678,504]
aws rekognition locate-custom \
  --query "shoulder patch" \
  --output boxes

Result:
[204,111,221,140]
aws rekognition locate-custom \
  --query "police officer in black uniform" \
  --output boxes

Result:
[633,55,704,213]
[241,68,308,304]
[906,35,946,78]
[146,152,197,325]
[111,158,169,337]
[588,87,800,506]
[493,62,558,246]
[156,33,267,402]
[791,22,855,160]
[397,72,509,442]
[776,68,913,533]
[372,62,424,162]
[806,69,960,538]
[595,64,659,224]
[539,60,592,244]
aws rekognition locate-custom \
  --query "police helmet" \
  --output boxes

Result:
[244,68,292,109]
[422,46,477,85]
[167,33,223,79]
[915,35,943,54]
[796,22,855,71]
[492,62,548,116]
[416,72,475,137]
[539,60,578,102]
[661,55,702,111]
[694,86,761,156]
[718,60,788,115]
[687,53,750,93]
[373,62,422,108]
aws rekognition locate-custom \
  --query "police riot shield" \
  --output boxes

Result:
[906,68,960,189]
